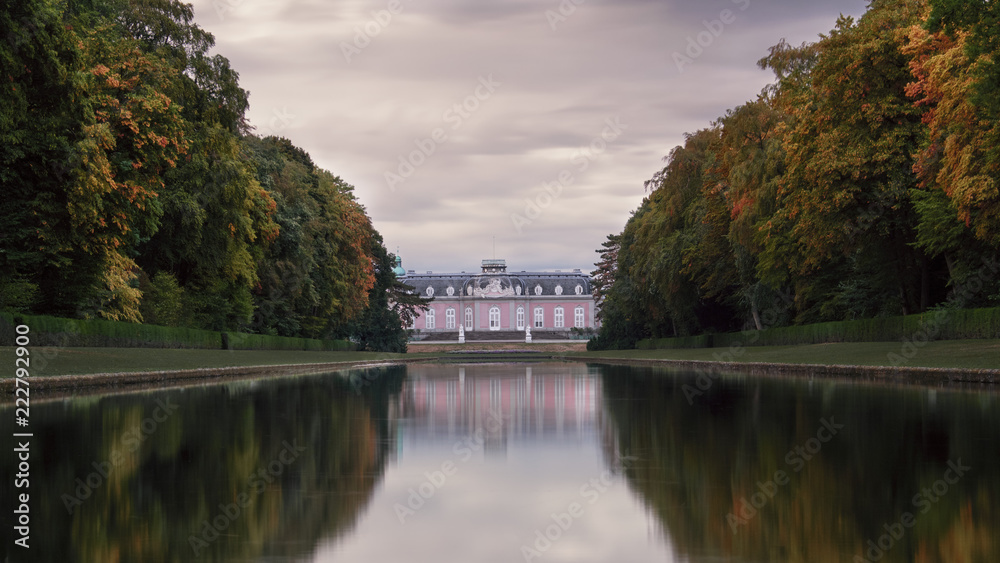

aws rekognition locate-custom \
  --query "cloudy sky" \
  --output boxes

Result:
[184,0,870,274]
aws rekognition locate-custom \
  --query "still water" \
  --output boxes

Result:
[2,362,998,562]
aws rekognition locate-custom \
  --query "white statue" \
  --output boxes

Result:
[525,325,532,343]
[473,277,514,298]
[458,324,465,344]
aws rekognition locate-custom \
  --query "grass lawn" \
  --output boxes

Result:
[0,347,419,377]
[2,339,997,377]
[563,339,1000,370]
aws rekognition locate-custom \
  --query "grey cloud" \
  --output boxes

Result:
[188,0,871,274]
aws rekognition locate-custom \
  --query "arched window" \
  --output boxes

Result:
[534,307,544,328]
[516,306,525,330]
[446,308,456,329]
[425,309,435,329]
[575,306,585,328]
[554,306,564,328]
[489,306,501,330]
[465,307,473,329]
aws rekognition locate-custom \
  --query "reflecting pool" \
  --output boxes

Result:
[2,362,997,562]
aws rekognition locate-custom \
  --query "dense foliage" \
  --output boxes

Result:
[1,0,423,349]
[591,0,1000,350]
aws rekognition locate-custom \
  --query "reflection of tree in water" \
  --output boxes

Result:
[0,367,404,563]
[599,365,999,563]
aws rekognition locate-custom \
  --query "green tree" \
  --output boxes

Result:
[339,234,429,352]
[2,0,92,315]
[591,233,619,321]
[759,1,931,321]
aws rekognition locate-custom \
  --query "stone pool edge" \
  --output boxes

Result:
[566,356,1000,386]
[0,357,433,400]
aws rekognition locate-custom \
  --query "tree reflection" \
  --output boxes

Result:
[0,367,404,563]
[600,365,999,563]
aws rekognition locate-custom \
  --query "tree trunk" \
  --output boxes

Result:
[920,257,930,313]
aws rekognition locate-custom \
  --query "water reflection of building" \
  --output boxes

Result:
[396,364,603,454]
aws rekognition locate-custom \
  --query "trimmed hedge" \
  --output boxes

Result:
[0,313,355,351]
[636,334,713,350]
[222,331,353,352]
[636,307,1000,350]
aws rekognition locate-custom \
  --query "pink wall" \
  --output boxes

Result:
[413,300,592,330]
[526,302,587,328]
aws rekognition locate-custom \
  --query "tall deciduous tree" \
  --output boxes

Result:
[1,0,89,313]
[760,1,931,320]
[338,233,430,352]
[916,4,1000,249]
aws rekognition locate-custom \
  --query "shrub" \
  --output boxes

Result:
[1,312,356,351]
[139,272,185,327]
[639,307,1000,349]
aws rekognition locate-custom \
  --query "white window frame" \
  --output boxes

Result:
[465,307,473,329]
[575,306,585,328]
[554,306,564,328]
[534,307,544,328]
[516,307,525,330]
[446,307,456,329]
[426,309,435,329]
[489,306,501,330]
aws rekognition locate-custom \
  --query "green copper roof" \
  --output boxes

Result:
[392,255,406,277]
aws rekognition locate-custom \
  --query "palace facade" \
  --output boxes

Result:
[394,257,597,333]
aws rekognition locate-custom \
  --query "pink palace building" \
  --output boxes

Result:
[394,257,598,334]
